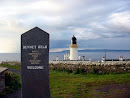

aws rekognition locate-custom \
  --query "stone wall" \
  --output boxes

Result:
[49,61,130,73]
[0,67,7,93]
[0,71,5,92]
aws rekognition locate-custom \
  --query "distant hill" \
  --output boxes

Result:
[50,49,130,53]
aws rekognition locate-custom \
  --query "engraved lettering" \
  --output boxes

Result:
[38,45,47,49]
[23,45,37,49]
[27,66,44,69]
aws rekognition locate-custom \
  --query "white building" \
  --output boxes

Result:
[64,52,70,60]
[119,56,123,61]
[101,56,105,62]
[56,56,59,61]
[78,56,81,60]
[70,35,79,60]
[82,56,85,61]
[89,57,91,62]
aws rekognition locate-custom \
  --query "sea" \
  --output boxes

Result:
[0,50,130,63]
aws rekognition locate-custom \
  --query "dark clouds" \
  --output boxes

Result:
[0,0,130,52]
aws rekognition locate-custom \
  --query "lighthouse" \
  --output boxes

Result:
[70,35,78,60]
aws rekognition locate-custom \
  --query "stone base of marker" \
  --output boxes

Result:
[21,27,50,98]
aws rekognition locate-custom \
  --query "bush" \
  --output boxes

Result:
[5,71,21,90]
[80,68,86,74]
[74,68,80,74]
[67,69,73,73]
[90,67,99,74]
[0,71,21,96]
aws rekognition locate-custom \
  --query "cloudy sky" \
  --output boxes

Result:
[0,0,130,53]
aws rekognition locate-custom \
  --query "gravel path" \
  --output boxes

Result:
[1,89,21,98]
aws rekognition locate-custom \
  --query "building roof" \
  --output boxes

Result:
[0,67,8,73]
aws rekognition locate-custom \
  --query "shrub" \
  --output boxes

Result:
[67,69,73,73]
[74,68,80,74]
[5,71,21,90]
[0,71,21,96]
[90,67,99,74]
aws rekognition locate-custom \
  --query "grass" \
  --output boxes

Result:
[0,64,21,71]
[0,63,130,97]
[49,70,130,97]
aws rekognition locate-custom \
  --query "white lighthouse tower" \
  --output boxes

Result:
[70,35,78,60]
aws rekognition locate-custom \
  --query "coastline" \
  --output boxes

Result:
[1,50,130,62]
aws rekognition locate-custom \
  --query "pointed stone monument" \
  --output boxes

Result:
[21,27,50,98]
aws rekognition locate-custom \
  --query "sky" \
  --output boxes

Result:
[0,0,130,53]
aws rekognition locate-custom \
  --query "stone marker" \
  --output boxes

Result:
[21,27,50,98]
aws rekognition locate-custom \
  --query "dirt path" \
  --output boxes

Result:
[93,84,130,98]
[1,89,21,98]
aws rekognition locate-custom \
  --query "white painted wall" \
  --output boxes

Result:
[70,47,78,60]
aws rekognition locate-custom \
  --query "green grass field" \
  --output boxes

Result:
[0,64,130,97]
[49,70,130,97]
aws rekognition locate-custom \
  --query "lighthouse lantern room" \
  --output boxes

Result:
[70,35,78,60]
